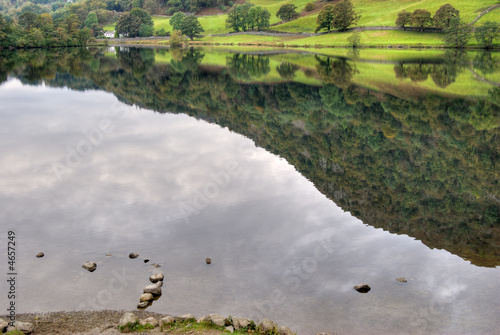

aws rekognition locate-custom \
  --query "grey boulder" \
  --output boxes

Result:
[15,321,35,334]
[119,313,138,327]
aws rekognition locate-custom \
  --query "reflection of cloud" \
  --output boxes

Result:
[1,80,499,335]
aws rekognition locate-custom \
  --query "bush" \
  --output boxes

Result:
[220,5,227,11]
[304,2,315,11]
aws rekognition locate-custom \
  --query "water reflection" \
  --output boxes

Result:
[0,46,499,334]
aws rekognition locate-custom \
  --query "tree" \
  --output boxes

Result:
[247,6,270,30]
[169,29,187,47]
[77,27,92,44]
[475,21,499,49]
[170,12,186,31]
[257,8,271,30]
[315,5,334,33]
[433,4,459,29]
[276,4,299,22]
[331,0,360,31]
[179,15,203,40]
[84,11,98,28]
[18,11,37,31]
[304,2,315,12]
[226,3,254,32]
[347,30,361,48]
[395,10,411,30]
[443,17,472,48]
[116,12,141,37]
[411,9,432,32]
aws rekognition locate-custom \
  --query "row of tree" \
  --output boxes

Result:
[0,11,93,48]
[395,4,461,31]
[315,0,360,33]
[225,3,270,32]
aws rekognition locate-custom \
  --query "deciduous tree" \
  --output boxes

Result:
[276,4,299,22]
[443,16,472,48]
[433,3,459,29]
[411,9,432,32]
[475,21,499,49]
[170,12,186,31]
[395,10,411,30]
[331,0,360,31]
[179,15,203,40]
[315,5,334,33]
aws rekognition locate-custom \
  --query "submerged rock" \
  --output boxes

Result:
[143,283,162,296]
[396,277,408,283]
[140,293,154,302]
[140,317,159,327]
[150,273,164,283]
[143,259,149,263]
[82,261,97,272]
[35,252,44,258]
[119,313,138,326]
[129,252,139,259]
[206,258,212,264]
[15,321,35,334]
[137,301,149,309]
[353,284,371,293]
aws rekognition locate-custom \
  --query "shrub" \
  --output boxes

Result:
[305,2,315,11]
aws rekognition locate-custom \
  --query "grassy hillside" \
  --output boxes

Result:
[103,0,500,47]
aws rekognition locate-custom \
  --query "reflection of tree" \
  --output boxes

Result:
[473,51,499,76]
[117,48,155,75]
[226,54,270,80]
[169,48,204,73]
[2,48,499,267]
[315,55,357,89]
[276,62,299,80]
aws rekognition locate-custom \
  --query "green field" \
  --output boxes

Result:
[102,0,500,48]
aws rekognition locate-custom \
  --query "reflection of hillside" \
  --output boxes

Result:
[2,47,499,267]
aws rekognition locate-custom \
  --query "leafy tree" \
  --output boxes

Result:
[169,29,186,46]
[347,30,361,48]
[411,9,432,32]
[315,5,334,33]
[433,3,459,29]
[138,22,153,36]
[395,10,411,30]
[18,11,37,31]
[179,15,203,40]
[170,11,186,30]
[84,11,98,28]
[276,4,299,22]
[77,27,92,44]
[257,8,270,30]
[304,2,315,12]
[474,21,499,49]
[247,6,270,30]
[116,12,141,37]
[331,0,360,31]
[226,3,254,32]
[443,17,472,48]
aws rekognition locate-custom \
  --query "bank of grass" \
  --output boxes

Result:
[195,30,445,47]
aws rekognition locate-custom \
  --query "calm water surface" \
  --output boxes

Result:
[0,48,499,334]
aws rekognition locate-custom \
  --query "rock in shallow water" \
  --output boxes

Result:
[396,277,407,283]
[143,283,162,296]
[206,258,212,264]
[82,261,97,272]
[36,252,44,258]
[353,284,371,293]
[137,301,149,309]
[149,273,164,283]
[140,293,154,302]
[129,252,139,259]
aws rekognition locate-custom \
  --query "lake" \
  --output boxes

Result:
[0,47,499,334]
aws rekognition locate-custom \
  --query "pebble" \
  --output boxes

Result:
[353,284,371,293]
[36,252,44,258]
[82,261,97,272]
[206,258,212,265]
[129,252,139,259]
